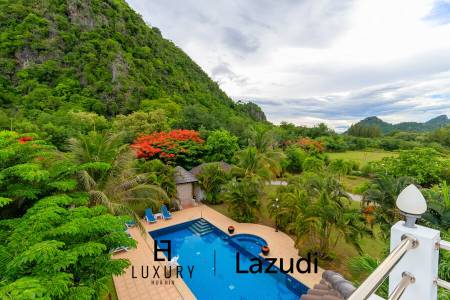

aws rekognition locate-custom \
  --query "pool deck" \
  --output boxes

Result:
[113,204,323,300]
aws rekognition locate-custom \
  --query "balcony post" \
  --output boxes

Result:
[389,221,440,300]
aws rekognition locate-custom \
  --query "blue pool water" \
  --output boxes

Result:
[230,234,268,256]
[150,219,308,300]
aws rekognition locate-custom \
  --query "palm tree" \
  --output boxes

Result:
[222,177,261,222]
[233,147,283,180]
[290,174,372,258]
[363,175,415,236]
[423,181,450,229]
[249,127,274,152]
[197,163,228,204]
[69,131,168,231]
[268,179,309,231]
[348,254,388,298]
[138,159,177,200]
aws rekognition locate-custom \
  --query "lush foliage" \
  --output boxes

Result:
[204,130,239,163]
[0,194,133,299]
[0,131,77,217]
[70,132,168,229]
[222,177,262,222]
[271,173,372,258]
[347,123,381,138]
[362,175,415,237]
[197,163,229,204]
[368,148,445,186]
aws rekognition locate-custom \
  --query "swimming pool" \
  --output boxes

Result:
[230,234,267,256]
[149,218,308,300]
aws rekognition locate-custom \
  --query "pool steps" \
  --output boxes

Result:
[188,219,214,236]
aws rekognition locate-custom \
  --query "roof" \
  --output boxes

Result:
[301,270,356,300]
[174,166,198,184]
[190,161,232,177]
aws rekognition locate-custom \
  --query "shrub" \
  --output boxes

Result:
[302,157,325,172]
[284,146,307,173]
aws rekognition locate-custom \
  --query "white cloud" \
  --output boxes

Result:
[126,0,450,131]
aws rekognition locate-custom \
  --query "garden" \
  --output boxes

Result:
[0,0,449,298]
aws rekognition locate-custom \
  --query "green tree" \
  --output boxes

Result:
[0,194,134,299]
[363,175,415,237]
[0,131,78,218]
[302,156,324,172]
[328,159,351,180]
[422,182,450,229]
[197,163,228,204]
[204,129,239,163]
[112,110,170,143]
[233,147,283,180]
[68,132,168,230]
[267,177,309,230]
[370,148,444,186]
[283,146,307,173]
[290,173,372,258]
[223,177,261,222]
[137,159,177,201]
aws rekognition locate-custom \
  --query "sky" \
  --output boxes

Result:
[126,0,450,131]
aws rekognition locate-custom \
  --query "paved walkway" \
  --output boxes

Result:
[113,205,323,299]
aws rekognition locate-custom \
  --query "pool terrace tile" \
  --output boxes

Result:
[113,204,323,299]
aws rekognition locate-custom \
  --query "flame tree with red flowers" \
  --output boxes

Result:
[297,137,324,153]
[131,130,205,169]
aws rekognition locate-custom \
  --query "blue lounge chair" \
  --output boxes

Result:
[161,205,172,220]
[145,208,157,223]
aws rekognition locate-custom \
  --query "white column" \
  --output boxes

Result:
[389,221,440,300]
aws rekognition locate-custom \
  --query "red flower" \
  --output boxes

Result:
[297,137,324,153]
[131,130,203,161]
[18,136,33,144]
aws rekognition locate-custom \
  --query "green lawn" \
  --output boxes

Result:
[327,150,397,166]
[340,175,371,194]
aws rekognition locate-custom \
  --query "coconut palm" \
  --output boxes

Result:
[249,127,275,152]
[363,175,415,236]
[290,174,372,258]
[69,131,168,231]
[222,177,261,222]
[233,146,283,180]
[197,162,228,204]
[423,181,450,229]
[268,179,309,231]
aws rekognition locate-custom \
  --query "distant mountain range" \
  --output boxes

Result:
[351,115,450,133]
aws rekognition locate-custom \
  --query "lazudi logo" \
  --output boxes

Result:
[236,252,319,274]
[131,240,194,283]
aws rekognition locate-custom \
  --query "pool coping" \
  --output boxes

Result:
[113,204,323,300]
[149,217,310,297]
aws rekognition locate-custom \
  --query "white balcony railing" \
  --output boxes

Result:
[347,184,449,300]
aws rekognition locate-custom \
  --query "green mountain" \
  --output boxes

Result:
[353,115,450,134]
[0,0,264,142]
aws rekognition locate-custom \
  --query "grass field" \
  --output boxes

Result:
[341,175,371,194]
[327,150,397,166]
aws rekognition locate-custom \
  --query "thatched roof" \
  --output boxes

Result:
[174,166,198,184]
[190,161,232,177]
